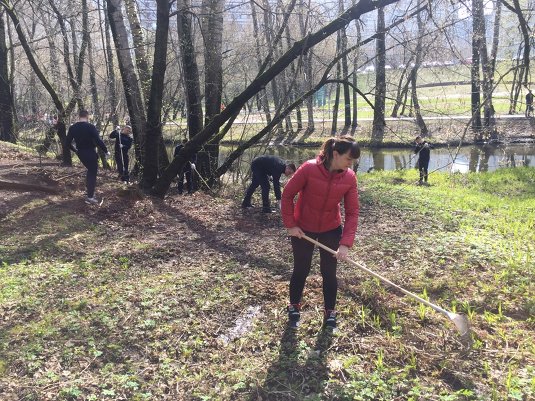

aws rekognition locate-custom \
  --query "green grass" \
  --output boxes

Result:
[1,163,534,400]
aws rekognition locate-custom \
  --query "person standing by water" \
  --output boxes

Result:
[414,135,431,185]
[65,110,110,204]
[109,125,133,183]
[281,136,360,330]
[174,139,197,195]
[526,89,533,117]
[241,155,296,213]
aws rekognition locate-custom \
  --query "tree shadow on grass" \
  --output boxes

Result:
[248,327,333,401]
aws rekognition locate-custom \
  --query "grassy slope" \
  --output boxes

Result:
[0,151,534,400]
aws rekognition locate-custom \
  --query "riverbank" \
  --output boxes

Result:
[0,141,533,400]
[219,115,535,148]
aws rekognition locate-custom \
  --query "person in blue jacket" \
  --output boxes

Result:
[242,155,296,213]
[65,110,109,204]
[174,139,197,194]
[109,125,133,183]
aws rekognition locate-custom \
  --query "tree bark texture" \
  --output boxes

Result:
[371,7,386,145]
[124,0,151,101]
[176,0,203,138]
[141,0,170,190]
[0,10,15,142]
[106,0,146,170]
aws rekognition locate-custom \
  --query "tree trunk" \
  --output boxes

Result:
[473,0,493,129]
[101,0,119,127]
[410,7,428,136]
[250,0,272,125]
[201,0,225,175]
[331,34,341,136]
[339,0,351,130]
[106,0,147,172]
[141,0,170,190]
[124,0,151,101]
[176,0,203,138]
[371,7,386,146]
[298,0,314,132]
[0,10,14,142]
[262,0,284,134]
[471,0,482,131]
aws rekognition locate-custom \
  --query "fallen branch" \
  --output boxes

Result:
[0,179,60,194]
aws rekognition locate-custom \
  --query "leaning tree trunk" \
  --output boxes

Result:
[152,0,400,197]
[0,10,14,142]
[371,7,386,146]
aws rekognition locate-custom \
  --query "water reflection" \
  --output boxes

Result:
[216,143,535,174]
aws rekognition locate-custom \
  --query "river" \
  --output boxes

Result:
[217,143,535,174]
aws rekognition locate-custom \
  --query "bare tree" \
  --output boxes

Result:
[152,0,400,197]
[0,9,14,142]
[176,0,203,138]
[371,7,386,145]
[106,0,147,171]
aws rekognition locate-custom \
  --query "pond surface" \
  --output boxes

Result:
[218,143,535,174]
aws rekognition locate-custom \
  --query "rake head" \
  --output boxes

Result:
[448,312,472,346]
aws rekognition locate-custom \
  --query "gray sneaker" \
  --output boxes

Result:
[85,197,100,205]
[324,310,337,329]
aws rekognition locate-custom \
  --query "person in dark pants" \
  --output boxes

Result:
[414,135,431,185]
[65,110,109,204]
[109,125,133,183]
[281,136,360,330]
[526,89,533,117]
[242,155,296,213]
[174,139,197,194]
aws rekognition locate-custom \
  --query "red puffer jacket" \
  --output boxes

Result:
[281,159,359,247]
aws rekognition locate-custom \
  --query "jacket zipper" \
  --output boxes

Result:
[318,171,334,232]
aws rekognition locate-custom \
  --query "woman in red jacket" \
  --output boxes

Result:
[281,135,360,329]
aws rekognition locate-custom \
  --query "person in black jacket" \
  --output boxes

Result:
[109,125,133,183]
[414,136,431,185]
[242,155,296,213]
[174,139,197,194]
[526,89,533,117]
[65,110,109,204]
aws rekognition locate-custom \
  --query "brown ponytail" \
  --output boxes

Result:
[318,135,360,168]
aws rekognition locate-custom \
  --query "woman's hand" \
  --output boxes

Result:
[335,245,349,261]
[287,226,305,238]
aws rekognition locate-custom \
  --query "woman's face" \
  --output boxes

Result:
[332,149,356,171]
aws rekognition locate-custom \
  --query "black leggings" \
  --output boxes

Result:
[289,226,342,310]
